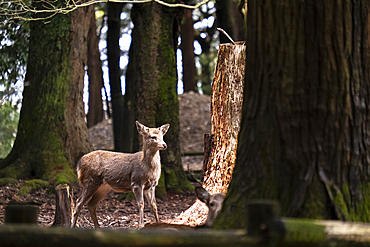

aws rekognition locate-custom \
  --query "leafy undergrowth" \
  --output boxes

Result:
[0,180,197,228]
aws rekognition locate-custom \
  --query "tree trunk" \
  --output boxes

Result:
[181,8,197,92]
[87,5,104,128]
[214,0,370,230]
[0,1,92,182]
[107,2,125,152]
[124,2,192,194]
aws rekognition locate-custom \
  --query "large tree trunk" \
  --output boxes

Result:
[124,2,192,194]
[0,1,92,182]
[107,2,125,152]
[214,0,370,230]
[87,5,104,128]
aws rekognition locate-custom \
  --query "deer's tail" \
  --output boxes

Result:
[76,158,83,185]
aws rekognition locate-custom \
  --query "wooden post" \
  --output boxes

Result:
[203,41,246,194]
[53,184,74,227]
[5,202,39,224]
[247,201,286,246]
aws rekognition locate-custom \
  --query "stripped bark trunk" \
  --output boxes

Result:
[203,41,246,194]
[175,42,246,226]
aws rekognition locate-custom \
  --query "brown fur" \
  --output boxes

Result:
[71,121,170,228]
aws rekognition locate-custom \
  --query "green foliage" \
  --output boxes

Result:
[0,15,29,88]
[0,101,20,158]
[18,179,50,196]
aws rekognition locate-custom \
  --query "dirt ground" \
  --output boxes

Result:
[0,180,197,228]
[0,92,210,228]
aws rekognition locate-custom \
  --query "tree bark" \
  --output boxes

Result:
[87,5,104,128]
[0,0,92,182]
[215,0,370,230]
[124,1,192,193]
[181,8,197,92]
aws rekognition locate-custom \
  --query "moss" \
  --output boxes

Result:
[182,180,194,192]
[284,218,327,242]
[333,189,350,221]
[0,164,21,179]
[347,183,370,222]
[18,179,50,196]
[0,177,18,186]
[165,169,179,192]
[155,169,167,199]
[125,192,136,201]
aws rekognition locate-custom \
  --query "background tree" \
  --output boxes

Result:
[214,0,370,229]
[193,2,217,95]
[0,2,92,183]
[87,5,104,128]
[108,2,125,151]
[181,7,197,93]
[215,0,244,43]
[123,1,192,194]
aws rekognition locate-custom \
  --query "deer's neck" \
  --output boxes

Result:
[142,148,161,167]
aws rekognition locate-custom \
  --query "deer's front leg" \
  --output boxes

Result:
[133,185,145,228]
[144,186,159,222]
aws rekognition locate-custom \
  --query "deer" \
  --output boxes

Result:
[144,186,226,230]
[71,121,170,228]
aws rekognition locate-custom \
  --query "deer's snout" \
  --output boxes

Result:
[162,143,167,150]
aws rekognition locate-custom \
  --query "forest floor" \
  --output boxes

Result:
[0,91,211,228]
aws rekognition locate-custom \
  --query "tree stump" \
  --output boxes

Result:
[174,42,246,226]
[53,184,74,227]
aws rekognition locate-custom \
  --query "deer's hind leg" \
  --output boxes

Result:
[72,182,102,228]
[144,186,159,222]
[87,184,111,228]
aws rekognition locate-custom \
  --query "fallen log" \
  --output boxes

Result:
[2,219,370,247]
[0,226,254,247]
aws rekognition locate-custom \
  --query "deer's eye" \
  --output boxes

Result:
[150,136,156,140]
[209,203,214,207]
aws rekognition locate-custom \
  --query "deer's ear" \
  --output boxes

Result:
[195,186,210,204]
[160,124,170,135]
[136,121,149,135]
